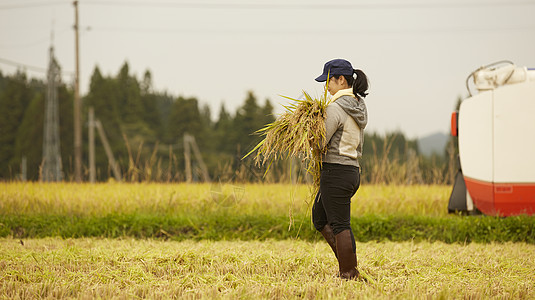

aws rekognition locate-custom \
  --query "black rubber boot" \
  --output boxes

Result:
[320,224,337,258]
[335,229,359,280]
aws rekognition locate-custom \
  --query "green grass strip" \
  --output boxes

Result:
[1,213,533,244]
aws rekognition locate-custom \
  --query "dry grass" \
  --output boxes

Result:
[1,183,532,298]
[1,238,533,299]
[0,182,452,217]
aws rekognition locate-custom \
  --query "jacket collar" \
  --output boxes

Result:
[330,88,355,102]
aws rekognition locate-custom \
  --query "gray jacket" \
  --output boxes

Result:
[322,94,368,167]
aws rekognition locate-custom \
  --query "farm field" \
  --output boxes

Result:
[1,183,533,243]
[1,182,534,299]
[1,238,534,299]
[0,182,451,217]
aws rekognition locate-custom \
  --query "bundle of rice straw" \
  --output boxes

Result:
[245,85,332,190]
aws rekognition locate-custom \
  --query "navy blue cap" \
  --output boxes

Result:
[315,59,354,82]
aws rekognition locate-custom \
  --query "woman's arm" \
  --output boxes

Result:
[322,104,342,149]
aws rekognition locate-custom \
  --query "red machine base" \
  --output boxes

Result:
[464,177,535,216]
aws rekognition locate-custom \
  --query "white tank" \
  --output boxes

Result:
[473,65,535,91]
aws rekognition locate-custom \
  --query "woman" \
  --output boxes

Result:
[312,58,369,280]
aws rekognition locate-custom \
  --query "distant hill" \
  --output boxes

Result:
[417,132,449,156]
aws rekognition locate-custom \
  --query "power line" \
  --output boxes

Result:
[89,24,535,36]
[0,57,74,76]
[81,1,535,9]
[0,57,48,73]
[0,1,64,10]
[0,28,71,49]
[2,0,535,10]
[0,36,50,48]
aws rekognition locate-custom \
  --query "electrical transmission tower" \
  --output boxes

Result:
[41,45,63,181]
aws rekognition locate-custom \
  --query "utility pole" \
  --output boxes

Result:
[88,107,95,183]
[73,0,82,182]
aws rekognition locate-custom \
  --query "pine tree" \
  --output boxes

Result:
[84,66,126,179]
[0,71,35,178]
[140,70,162,139]
[116,62,144,124]
[214,103,234,154]
[167,97,202,141]
[232,91,275,156]
[154,92,174,142]
[12,93,44,180]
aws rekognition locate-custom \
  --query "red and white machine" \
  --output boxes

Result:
[449,61,535,216]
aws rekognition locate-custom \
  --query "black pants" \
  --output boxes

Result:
[312,163,360,249]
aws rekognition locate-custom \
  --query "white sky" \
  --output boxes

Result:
[1,0,534,138]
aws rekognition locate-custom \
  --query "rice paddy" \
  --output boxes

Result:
[1,182,534,299]
[1,238,533,299]
[0,182,451,217]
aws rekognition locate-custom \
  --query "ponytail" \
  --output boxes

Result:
[340,69,369,99]
[352,69,369,99]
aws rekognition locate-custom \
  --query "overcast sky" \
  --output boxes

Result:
[1,0,534,138]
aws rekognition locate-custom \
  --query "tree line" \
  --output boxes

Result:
[0,62,455,184]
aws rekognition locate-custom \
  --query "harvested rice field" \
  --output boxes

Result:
[1,238,534,299]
